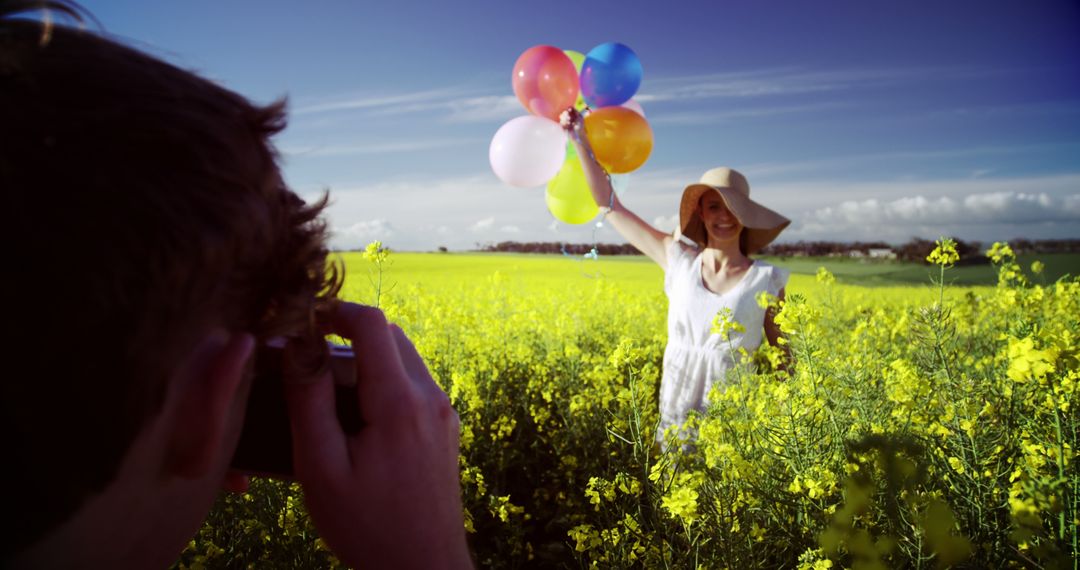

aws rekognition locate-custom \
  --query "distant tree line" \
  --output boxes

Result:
[1005,238,1080,254]
[476,241,639,255]
[474,238,1080,263]
[760,240,894,258]
[761,238,989,265]
[887,238,986,265]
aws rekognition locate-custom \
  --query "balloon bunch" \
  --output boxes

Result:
[489,43,652,225]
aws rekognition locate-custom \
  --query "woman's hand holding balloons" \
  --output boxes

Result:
[559,107,586,142]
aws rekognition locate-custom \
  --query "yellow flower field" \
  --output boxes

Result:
[179,243,1078,569]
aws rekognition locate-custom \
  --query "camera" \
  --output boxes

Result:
[230,340,361,477]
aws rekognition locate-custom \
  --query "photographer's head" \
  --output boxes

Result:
[1,1,340,564]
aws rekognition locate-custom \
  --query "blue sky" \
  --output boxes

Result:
[77,0,1080,250]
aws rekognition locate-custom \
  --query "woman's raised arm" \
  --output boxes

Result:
[561,109,672,268]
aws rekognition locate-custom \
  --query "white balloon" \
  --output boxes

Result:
[620,99,645,117]
[489,116,567,188]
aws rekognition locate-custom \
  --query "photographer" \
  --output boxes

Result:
[0,1,472,567]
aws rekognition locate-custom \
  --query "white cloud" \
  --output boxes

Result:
[640,68,835,102]
[291,88,519,124]
[292,87,465,115]
[302,173,553,250]
[650,102,848,126]
[371,94,519,123]
[963,192,1062,222]
[332,219,396,249]
[470,217,495,232]
[1065,195,1080,214]
[445,95,521,123]
[640,66,986,104]
[304,169,1080,251]
[786,191,1080,243]
[282,137,485,157]
[653,214,679,232]
[756,173,1080,216]
[807,192,1079,226]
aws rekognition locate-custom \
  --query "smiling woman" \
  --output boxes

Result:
[561,109,793,442]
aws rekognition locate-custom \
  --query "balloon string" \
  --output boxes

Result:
[561,172,615,278]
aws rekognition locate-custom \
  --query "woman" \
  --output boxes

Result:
[561,109,791,440]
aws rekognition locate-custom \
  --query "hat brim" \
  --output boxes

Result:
[679,184,790,254]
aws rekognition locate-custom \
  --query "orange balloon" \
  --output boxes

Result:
[583,106,653,173]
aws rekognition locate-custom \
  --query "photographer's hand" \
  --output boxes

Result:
[284,302,471,569]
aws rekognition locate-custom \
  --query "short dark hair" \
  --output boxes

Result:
[0,1,341,554]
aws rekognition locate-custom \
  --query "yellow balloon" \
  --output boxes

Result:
[546,156,598,225]
[584,106,653,173]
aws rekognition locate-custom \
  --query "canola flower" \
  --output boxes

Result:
[361,240,393,308]
[661,485,699,525]
[179,241,1078,569]
[710,307,746,341]
[926,237,959,268]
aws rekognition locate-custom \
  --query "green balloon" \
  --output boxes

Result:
[563,49,585,73]
[546,156,598,225]
[563,49,588,110]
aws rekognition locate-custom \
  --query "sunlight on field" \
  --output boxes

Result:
[335,251,663,295]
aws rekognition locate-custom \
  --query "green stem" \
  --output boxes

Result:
[938,264,945,308]
[375,261,383,308]
[1053,407,1066,543]
[802,338,844,447]
[964,428,985,544]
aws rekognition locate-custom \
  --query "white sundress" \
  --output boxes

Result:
[658,239,789,438]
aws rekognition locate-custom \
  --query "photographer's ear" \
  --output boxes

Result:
[164,331,255,480]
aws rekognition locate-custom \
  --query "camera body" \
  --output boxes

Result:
[230,341,360,477]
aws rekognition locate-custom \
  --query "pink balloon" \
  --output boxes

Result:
[512,46,579,121]
[489,116,567,188]
[621,99,646,117]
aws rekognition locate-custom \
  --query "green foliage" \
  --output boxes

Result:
[179,242,1078,568]
[176,479,343,569]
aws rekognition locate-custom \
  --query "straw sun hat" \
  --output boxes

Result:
[678,167,790,254]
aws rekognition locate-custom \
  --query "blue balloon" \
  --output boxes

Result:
[580,42,643,108]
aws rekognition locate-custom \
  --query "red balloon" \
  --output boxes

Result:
[512,46,579,122]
